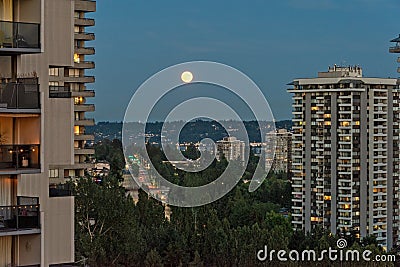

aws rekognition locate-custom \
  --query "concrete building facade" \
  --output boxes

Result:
[0,0,95,265]
[288,66,399,250]
[216,137,245,163]
[266,129,292,175]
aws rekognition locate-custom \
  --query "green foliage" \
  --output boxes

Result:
[76,142,394,266]
[94,139,125,172]
[145,249,164,267]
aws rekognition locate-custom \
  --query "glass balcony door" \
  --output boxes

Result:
[0,0,13,21]
[0,177,15,206]
[0,236,11,267]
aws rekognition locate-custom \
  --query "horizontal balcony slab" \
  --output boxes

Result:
[0,168,41,175]
[75,0,96,12]
[0,228,40,237]
[74,61,95,69]
[75,46,95,55]
[49,163,94,170]
[74,104,95,112]
[74,32,95,41]
[75,119,95,126]
[390,46,400,53]
[74,134,95,141]
[74,18,95,26]
[64,76,95,83]
[74,148,95,155]
[71,90,95,98]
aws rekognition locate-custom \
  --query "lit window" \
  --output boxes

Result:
[74,97,83,105]
[49,67,60,76]
[49,169,59,178]
[49,81,59,86]
[69,69,80,77]
[74,126,80,135]
[324,114,331,118]
[74,53,80,63]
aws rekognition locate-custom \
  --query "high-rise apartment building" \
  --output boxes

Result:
[288,66,399,250]
[0,0,95,265]
[216,137,245,163]
[266,129,292,176]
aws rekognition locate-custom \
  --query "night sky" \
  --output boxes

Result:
[90,0,400,122]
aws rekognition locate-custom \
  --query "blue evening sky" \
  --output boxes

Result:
[90,0,400,122]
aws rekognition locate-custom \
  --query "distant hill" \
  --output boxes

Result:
[87,120,292,143]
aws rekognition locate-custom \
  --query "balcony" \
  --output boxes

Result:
[71,90,95,98]
[0,197,40,236]
[74,61,95,69]
[389,46,400,53]
[75,118,95,126]
[74,18,95,27]
[74,104,95,112]
[49,183,72,198]
[0,81,40,112]
[0,20,41,55]
[64,75,95,83]
[49,86,71,98]
[74,148,95,155]
[75,46,95,55]
[50,86,95,98]
[74,32,95,41]
[75,0,96,12]
[0,144,40,174]
[74,134,95,141]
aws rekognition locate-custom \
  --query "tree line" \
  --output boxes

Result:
[73,140,395,266]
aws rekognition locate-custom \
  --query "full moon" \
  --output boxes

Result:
[181,71,193,83]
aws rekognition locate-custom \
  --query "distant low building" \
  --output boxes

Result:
[216,137,245,162]
[90,160,111,177]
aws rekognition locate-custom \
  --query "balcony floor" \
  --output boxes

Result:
[0,227,40,236]
[0,108,41,114]
[0,168,41,175]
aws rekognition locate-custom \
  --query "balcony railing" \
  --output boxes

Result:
[74,32,95,40]
[0,81,40,109]
[74,18,95,27]
[0,199,40,233]
[0,144,40,171]
[74,60,95,69]
[75,46,95,55]
[389,46,400,53]
[49,183,72,198]
[49,86,71,98]
[75,0,96,12]
[0,20,40,52]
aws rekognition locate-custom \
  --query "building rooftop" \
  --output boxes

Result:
[390,34,400,43]
[289,66,397,87]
